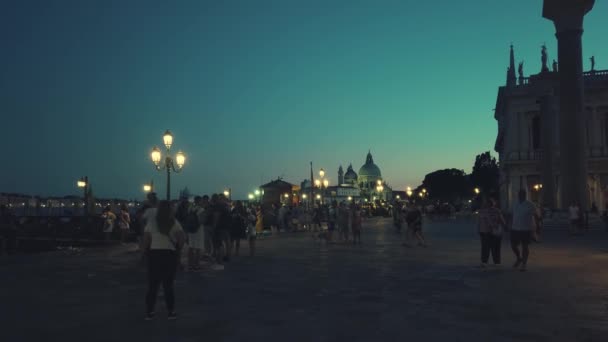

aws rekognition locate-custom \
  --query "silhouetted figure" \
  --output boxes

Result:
[541,44,549,72]
[518,61,524,80]
[590,56,595,71]
[143,200,185,320]
[552,59,558,72]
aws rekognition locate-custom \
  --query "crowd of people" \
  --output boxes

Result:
[137,192,264,320]
[0,188,588,320]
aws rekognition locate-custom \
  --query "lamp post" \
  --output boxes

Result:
[143,180,154,193]
[376,180,384,202]
[315,168,329,205]
[77,176,89,216]
[150,130,186,200]
[224,188,232,201]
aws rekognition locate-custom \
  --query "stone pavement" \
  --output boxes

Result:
[2,218,608,342]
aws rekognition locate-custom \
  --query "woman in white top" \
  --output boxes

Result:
[143,200,185,320]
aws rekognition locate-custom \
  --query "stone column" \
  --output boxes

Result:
[543,0,595,210]
[539,94,558,209]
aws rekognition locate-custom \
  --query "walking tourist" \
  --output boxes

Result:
[199,195,214,258]
[477,197,505,268]
[137,193,158,252]
[338,202,350,243]
[255,205,264,241]
[327,201,337,243]
[312,206,322,233]
[230,201,247,256]
[143,200,185,320]
[351,203,362,245]
[403,205,426,247]
[212,194,232,264]
[246,206,258,256]
[185,196,204,272]
[102,206,116,241]
[393,202,402,232]
[118,204,131,244]
[511,189,540,272]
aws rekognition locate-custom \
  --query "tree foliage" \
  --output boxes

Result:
[470,151,499,197]
[417,168,470,202]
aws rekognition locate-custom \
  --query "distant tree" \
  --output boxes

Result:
[416,168,470,202]
[470,151,499,198]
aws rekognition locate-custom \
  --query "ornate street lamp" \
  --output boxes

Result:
[143,180,154,193]
[224,188,232,200]
[150,129,186,200]
[77,176,89,216]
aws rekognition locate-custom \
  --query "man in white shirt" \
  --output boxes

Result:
[511,189,540,272]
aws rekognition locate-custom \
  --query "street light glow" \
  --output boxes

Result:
[175,151,186,169]
[319,168,325,178]
[474,187,480,195]
[151,147,161,166]
[254,189,261,196]
[223,190,230,197]
[248,193,254,200]
[143,184,152,192]
[315,179,321,187]
[302,194,307,199]
[163,129,173,150]
[323,179,329,187]
[77,180,86,188]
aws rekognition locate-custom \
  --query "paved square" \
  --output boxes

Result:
[2,218,608,341]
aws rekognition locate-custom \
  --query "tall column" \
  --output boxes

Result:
[543,0,594,210]
[540,94,558,209]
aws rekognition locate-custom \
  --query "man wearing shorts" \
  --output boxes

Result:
[511,189,540,272]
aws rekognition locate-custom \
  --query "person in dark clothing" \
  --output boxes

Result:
[211,194,232,264]
[0,205,18,254]
[230,201,247,256]
[143,200,185,320]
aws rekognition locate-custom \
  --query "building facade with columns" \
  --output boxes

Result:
[494,44,608,210]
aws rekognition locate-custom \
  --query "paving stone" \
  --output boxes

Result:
[1,217,608,341]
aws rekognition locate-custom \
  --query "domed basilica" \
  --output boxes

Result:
[334,151,392,201]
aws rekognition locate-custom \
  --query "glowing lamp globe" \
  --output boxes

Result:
[163,130,173,150]
[151,147,162,166]
[175,151,186,169]
[77,180,86,188]
[319,168,325,178]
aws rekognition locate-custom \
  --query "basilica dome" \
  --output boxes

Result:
[344,164,358,184]
[358,151,382,179]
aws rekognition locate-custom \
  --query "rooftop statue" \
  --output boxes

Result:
[541,44,549,72]
[518,62,524,79]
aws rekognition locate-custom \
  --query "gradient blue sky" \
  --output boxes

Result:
[1,0,607,199]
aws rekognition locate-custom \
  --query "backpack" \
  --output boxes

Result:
[184,207,200,233]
